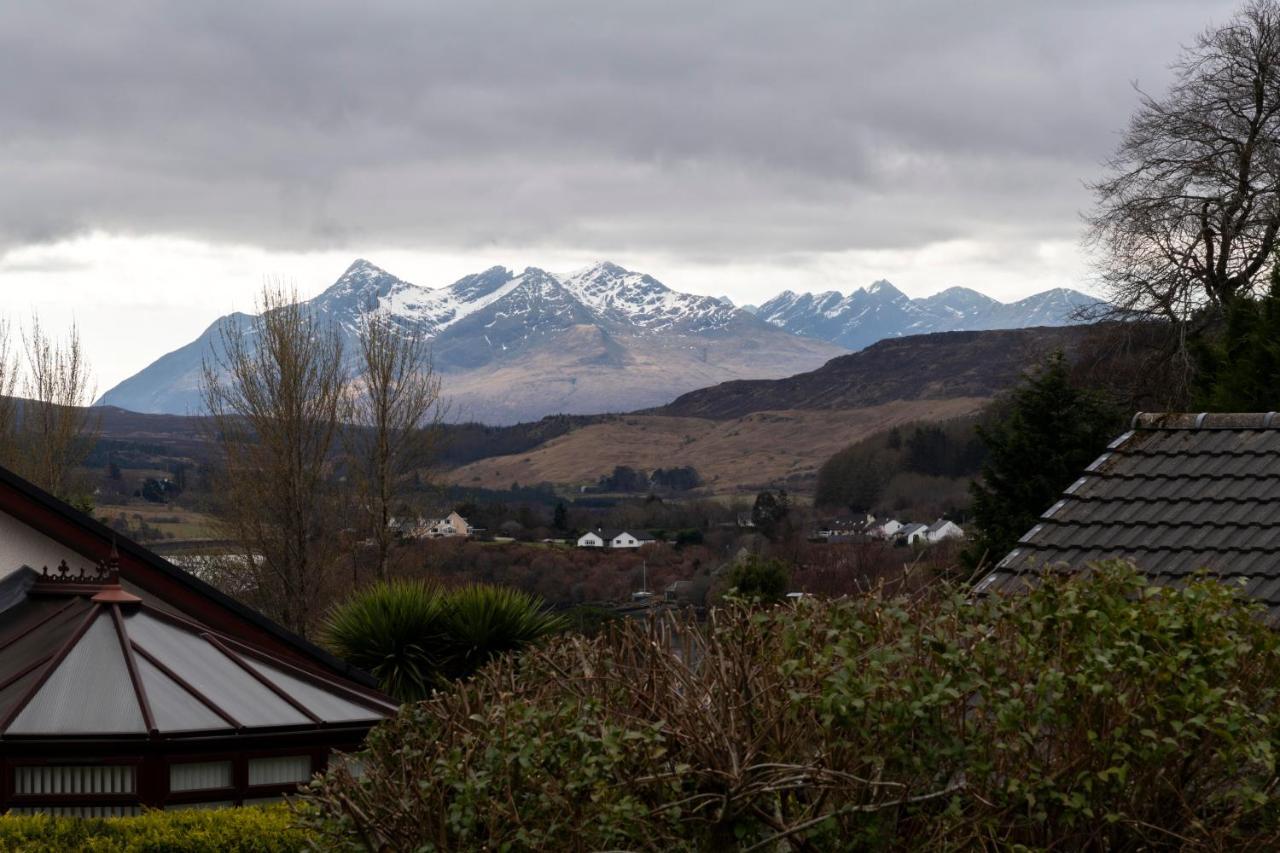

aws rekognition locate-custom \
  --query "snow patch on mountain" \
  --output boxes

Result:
[756,280,1102,350]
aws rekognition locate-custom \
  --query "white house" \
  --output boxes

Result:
[875,519,903,539]
[900,523,929,545]
[610,530,656,549]
[925,519,964,543]
[577,530,608,548]
[578,529,657,549]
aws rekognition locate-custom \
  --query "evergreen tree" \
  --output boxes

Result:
[964,352,1121,570]
[553,501,568,531]
[751,489,791,541]
[1193,263,1280,411]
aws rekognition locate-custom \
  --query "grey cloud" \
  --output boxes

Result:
[0,0,1242,263]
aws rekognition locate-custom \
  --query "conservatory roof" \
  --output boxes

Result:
[0,559,396,739]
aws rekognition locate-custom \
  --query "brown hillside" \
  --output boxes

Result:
[653,325,1094,420]
[444,399,990,494]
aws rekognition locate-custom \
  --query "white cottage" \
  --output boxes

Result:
[925,519,965,543]
[577,530,608,548]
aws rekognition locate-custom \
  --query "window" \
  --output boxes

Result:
[170,761,232,793]
[14,765,135,795]
[248,755,312,786]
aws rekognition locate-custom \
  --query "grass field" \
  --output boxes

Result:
[94,502,221,541]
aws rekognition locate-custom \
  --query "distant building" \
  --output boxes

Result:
[391,512,474,540]
[577,529,657,549]
[425,511,473,538]
[925,519,965,543]
[875,519,904,539]
[577,530,608,548]
[610,530,656,549]
[900,523,929,545]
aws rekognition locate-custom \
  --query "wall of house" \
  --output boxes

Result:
[0,509,86,577]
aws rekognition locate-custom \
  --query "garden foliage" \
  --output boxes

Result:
[0,805,306,852]
[323,580,565,702]
[304,563,1280,850]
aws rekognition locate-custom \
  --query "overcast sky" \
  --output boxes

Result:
[0,0,1242,390]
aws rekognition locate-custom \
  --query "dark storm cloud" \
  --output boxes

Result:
[0,0,1241,261]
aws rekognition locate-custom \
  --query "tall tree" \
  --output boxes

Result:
[1088,0,1280,321]
[21,316,99,502]
[201,284,346,637]
[346,312,443,580]
[964,353,1122,570]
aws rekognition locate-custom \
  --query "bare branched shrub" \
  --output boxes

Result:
[346,312,444,579]
[201,283,345,637]
[20,316,99,501]
[303,563,1280,850]
[1088,1,1280,324]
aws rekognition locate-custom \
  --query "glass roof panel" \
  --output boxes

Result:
[124,611,309,728]
[135,655,232,734]
[243,656,384,723]
[8,612,145,735]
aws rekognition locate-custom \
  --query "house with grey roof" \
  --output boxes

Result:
[926,519,964,542]
[977,412,1280,623]
[899,523,929,545]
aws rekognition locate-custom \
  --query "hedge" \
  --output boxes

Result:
[0,805,309,852]
[303,562,1280,851]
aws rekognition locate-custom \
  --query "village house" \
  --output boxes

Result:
[978,413,1280,621]
[576,529,657,549]
[925,519,965,543]
[0,464,395,815]
[390,512,475,540]
[899,523,930,545]
[875,519,904,539]
[577,530,607,548]
[423,511,474,539]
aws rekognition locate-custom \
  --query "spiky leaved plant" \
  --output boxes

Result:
[325,581,566,702]
[323,579,446,703]
[437,584,568,682]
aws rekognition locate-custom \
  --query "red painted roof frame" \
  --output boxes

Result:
[0,464,379,690]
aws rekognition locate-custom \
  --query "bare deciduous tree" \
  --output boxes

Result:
[21,316,99,501]
[0,320,21,470]
[346,312,444,580]
[201,283,346,637]
[1088,0,1280,322]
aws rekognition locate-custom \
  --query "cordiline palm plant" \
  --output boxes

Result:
[437,585,568,682]
[323,579,446,703]
[324,581,566,702]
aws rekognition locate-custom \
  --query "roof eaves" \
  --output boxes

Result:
[0,464,379,690]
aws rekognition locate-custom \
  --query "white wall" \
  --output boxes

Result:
[0,509,87,578]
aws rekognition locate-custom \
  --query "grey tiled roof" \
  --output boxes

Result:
[979,413,1280,623]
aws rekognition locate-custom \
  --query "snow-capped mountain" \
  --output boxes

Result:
[98,260,843,424]
[755,281,1102,350]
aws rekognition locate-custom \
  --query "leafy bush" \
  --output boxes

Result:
[325,580,565,701]
[0,805,307,852]
[724,554,790,603]
[304,563,1280,851]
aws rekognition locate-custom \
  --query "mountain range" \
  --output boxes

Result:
[98,260,843,424]
[753,281,1102,350]
[98,260,1100,424]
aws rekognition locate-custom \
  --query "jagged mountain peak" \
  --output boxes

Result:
[98,257,844,424]
[865,279,904,298]
[756,280,1103,350]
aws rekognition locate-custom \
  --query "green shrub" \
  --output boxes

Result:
[325,580,565,701]
[304,562,1280,851]
[724,554,790,603]
[0,805,307,852]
